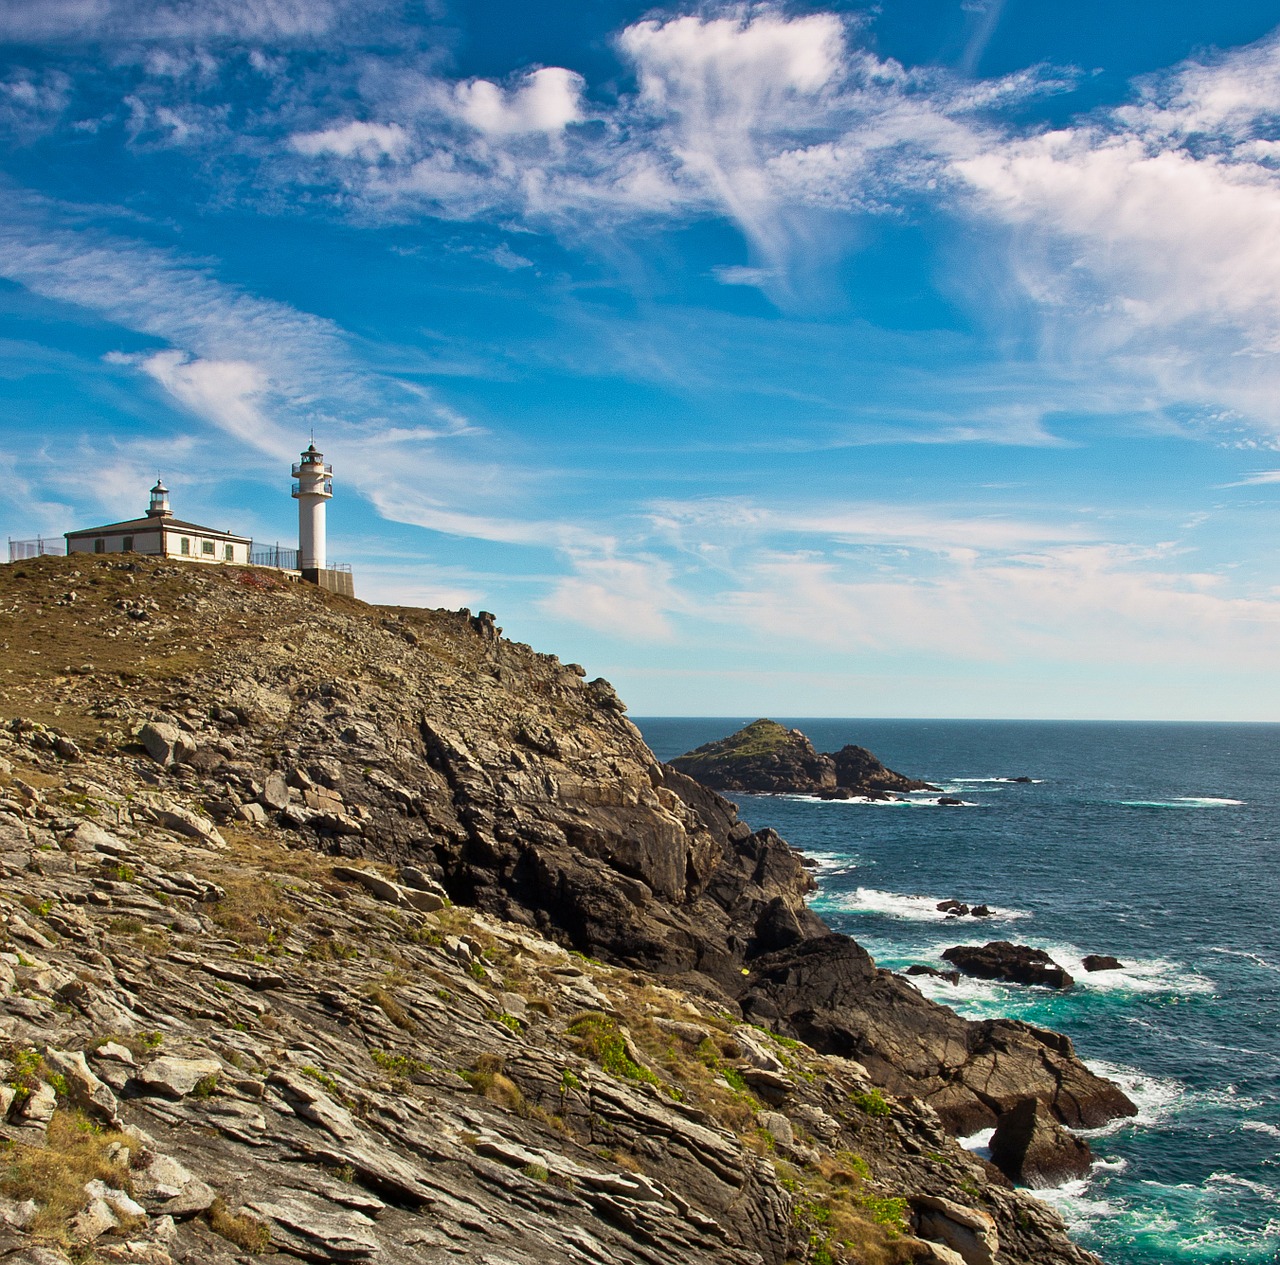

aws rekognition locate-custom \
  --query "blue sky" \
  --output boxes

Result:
[3,0,1280,719]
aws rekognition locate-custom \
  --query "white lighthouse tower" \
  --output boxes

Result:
[292,442,333,574]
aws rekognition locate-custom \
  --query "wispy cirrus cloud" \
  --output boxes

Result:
[0,193,588,548]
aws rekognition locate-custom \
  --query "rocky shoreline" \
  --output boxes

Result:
[0,554,1130,1264]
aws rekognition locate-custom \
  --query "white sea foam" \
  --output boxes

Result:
[823,887,1031,922]
[958,1127,993,1160]
[1080,1059,1187,1135]
[1041,945,1216,997]
[782,793,980,808]
[947,776,1044,784]
[1209,946,1280,976]
[1117,796,1244,809]
[1242,1120,1280,1138]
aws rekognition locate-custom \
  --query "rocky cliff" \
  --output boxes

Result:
[669,720,937,799]
[0,555,1125,1265]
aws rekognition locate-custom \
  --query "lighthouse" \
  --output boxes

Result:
[292,442,333,573]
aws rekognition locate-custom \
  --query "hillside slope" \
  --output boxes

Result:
[0,555,1119,1264]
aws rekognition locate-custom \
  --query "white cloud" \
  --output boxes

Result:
[1224,469,1280,486]
[453,67,583,136]
[290,121,407,161]
[538,556,681,641]
[712,264,776,286]
[706,538,1280,671]
[0,0,357,43]
[137,350,294,456]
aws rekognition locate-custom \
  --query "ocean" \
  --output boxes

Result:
[635,718,1280,1265]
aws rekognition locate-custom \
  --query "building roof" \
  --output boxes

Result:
[65,516,251,544]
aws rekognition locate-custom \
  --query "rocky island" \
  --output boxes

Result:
[669,719,938,799]
[0,555,1133,1264]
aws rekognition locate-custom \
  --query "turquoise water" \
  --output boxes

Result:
[636,719,1280,1265]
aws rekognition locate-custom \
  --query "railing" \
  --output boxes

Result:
[249,543,299,570]
[291,462,333,478]
[290,478,333,497]
[7,537,64,562]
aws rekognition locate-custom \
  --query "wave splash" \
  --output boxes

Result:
[819,887,1031,923]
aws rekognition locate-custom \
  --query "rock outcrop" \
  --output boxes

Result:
[0,554,1127,1264]
[990,1098,1094,1188]
[943,943,1076,991]
[668,719,937,798]
[1082,955,1124,973]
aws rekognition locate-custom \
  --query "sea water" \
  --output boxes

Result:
[635,719,1280,1265]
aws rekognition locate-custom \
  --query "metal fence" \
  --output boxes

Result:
[7,537,63,563]
[249,543,299,570]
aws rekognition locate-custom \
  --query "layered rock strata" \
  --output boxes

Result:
[0,555,1131,1262]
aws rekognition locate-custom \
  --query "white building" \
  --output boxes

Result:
[64,481,251,564]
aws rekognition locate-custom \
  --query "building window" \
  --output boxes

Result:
[94,539,104,554]
[180,537,190,555]
[224,544,234,561]
[122,536,133,552]
[202,540,215,556]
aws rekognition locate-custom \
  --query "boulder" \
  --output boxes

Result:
[990,1096,1093,1187]
[942,942,1074,990]
[134,1056,221,1099]
[910,1195,998,1265]
[138,723,195,768]
[1082,954,1125,972]
[42,1049,121,1125]
[258,773,290,812]
[151,802,226,850]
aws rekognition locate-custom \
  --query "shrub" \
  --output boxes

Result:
[565,1013,660,1087]
[849,1088,892,1118]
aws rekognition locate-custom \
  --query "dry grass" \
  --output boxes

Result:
[208,1196,273,1253]
[0,1109,140,1244]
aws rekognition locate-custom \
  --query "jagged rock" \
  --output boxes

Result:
[1082,955,1124,972]
[149,801,226,850]
[134,1056,222,1098]
[83,1180,146,1221]
[138,723,195,768]
[757,1111,793,1147]
[943,943,1074,990]
[42,1048,121,1125]
[911,1194,999,1265]
[71,822,132,856]
[13,1081,57,1129]
[990,1098,1093,1188]
[668,719,934,796]
[742,936,1131,1133]
[248,1192,381,1260]
[0,554,1122,1265]
[69,1196,119,1244]
[259,773,290,812]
